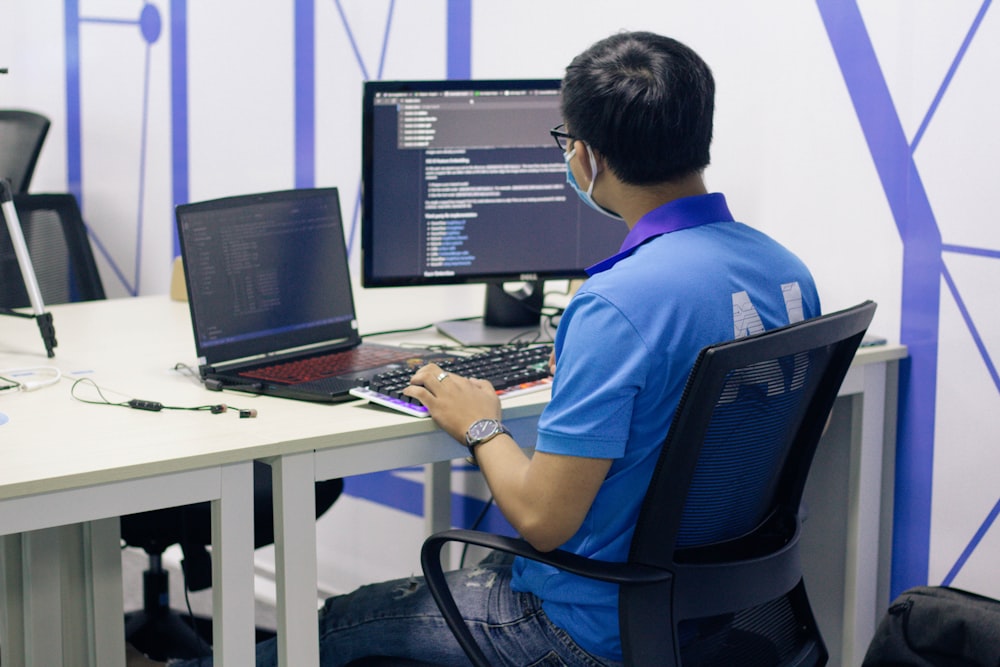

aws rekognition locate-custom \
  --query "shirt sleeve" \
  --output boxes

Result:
[535,290,650,460]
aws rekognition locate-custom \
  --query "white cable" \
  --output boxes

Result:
[0,366,63,391]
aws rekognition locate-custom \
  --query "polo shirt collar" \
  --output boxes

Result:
[586,192,734,276]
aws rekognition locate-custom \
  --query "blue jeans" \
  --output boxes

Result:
[171,561,621,666]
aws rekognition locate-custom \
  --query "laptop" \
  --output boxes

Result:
[175,187,449,403]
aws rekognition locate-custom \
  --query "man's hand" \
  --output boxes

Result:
[403,360,610,553]
[403,363,501,442]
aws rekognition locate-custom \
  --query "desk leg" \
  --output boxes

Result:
[85,518,126,667]
[424,461,452,536]
[62,519,125,667]
[212,461,256,667]
[842,362,892,666]
[12,528,65,665]
[273,452,320,667]
[1,533,27,666]
[1,521,124,667]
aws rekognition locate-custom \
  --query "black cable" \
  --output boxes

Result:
[70,377,258,417]
[173,361,209,386]
[360,322,437,338]
[181,578,213,658]
[459,495,496,569]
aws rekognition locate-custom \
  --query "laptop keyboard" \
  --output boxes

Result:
[350,344,554,417]
[239,344,423,384]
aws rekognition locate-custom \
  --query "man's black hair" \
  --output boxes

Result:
[561,31,714,185]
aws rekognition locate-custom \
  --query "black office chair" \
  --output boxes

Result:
[1,193,105,308]
[0,110,51,194]
[420,301,878,667]
[120,467,344,660]
[0,192,344,661]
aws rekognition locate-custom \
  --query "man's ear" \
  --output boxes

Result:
[588,143,612,178]
[575,141,598,185]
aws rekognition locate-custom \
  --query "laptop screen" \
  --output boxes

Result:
[176,187,359,365]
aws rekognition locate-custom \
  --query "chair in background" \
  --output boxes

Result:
[120,467,344,660]
[0,110,51,194]
[421,301,878,667]
[0,193,105,308]
[0,192,344,661]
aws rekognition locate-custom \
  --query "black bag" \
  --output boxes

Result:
[862,586,1000,666]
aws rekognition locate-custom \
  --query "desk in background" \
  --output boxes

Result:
[0,298,266,666]
[0,296,537,666]
[0,296,905,667]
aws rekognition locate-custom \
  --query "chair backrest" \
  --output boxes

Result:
[621,301,876,666]
[0,110,51,194]
[0,193,105,308]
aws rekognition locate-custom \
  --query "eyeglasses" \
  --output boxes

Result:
[550,124,577,152]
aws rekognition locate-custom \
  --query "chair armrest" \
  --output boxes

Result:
[420,529,671,667]
[425,529,670,584]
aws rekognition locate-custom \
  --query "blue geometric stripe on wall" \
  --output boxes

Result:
[345,467,516,537]
[65,0,166,295]
[817,0,997,598]
[295,0,316,190]
[170,0,189,258]
[66,0,484,529]
[292,0,471,255]
[295,0,399,256]
[290,0,484,527]
[447,0,472,79]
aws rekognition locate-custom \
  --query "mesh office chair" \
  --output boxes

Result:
[0,110,51,194]
[0,193,105,308]
[421,301,877,667]
[0,193,344,661]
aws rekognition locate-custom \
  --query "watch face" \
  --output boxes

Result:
[468,419,498,443]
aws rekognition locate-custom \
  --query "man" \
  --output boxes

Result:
[161,30,818,667]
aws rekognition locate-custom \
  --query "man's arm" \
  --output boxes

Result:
[404,364,611,553]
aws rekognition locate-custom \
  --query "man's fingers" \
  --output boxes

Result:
[407,362,443,387]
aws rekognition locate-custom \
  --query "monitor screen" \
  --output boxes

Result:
[360,79,626,345]
[176,188,358,364]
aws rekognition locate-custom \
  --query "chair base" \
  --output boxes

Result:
[125,607,212,662]
[124,562,276,661]
[125,608,278,662]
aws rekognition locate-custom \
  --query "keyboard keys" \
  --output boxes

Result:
[351,344,554,417]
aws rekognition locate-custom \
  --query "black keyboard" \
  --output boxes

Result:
[349,344,554,417]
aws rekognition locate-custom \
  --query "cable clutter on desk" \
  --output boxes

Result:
[70,376,258,418]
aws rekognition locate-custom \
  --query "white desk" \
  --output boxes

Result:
[0,299,263,666]
[0,296,905,667]
[0,296,543,666]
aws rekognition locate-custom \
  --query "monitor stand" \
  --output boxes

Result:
[435,281,552,347]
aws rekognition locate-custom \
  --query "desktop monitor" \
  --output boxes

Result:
[361,78,627,346]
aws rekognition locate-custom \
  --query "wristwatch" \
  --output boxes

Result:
[464,418,511,453]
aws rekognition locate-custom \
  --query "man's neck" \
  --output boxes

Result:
[610,173,709,229]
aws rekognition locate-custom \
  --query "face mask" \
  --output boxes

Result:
[564,143,624,221]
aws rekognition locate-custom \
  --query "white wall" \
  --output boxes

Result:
[4,0,999,613]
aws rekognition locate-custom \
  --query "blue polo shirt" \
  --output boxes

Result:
[509,193,820,661]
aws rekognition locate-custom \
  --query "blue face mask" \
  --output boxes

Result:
[564,143,624,221]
